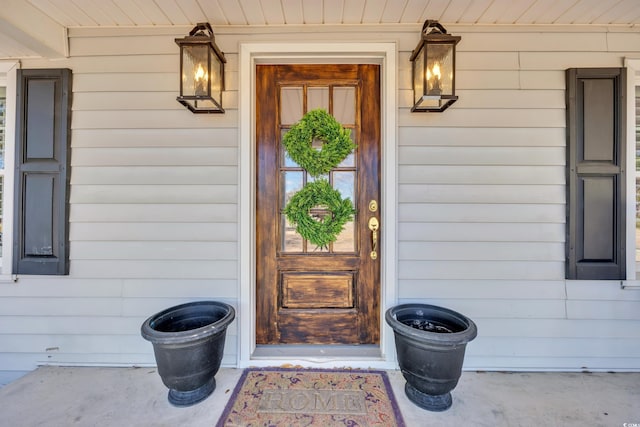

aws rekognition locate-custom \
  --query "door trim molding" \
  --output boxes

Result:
[624,58,640,285]
[238,42,398,368]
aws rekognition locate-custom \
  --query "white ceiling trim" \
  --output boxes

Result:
[23,0,640,27]
[1,0,639,59]
[0,0,67,58]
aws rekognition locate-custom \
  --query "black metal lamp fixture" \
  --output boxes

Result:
[175,23,226,113]
[410,20,461,112]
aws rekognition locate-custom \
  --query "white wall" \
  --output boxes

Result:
[1,24,640,384]
[0,27,241,385]
[396,25,640,371]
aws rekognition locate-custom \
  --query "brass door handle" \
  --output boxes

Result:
[368,217,379,260]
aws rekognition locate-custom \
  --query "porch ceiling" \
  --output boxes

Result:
[1,0,639,59]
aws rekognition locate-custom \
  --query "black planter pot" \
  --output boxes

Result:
[141,301,235,407]
[386,303,477,412]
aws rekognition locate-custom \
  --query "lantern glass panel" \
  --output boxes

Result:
[182,45,209,97]
[210,51,223,103]
[412,47,425,105]
[425,43,454,96]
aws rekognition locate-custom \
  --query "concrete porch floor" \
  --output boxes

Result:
[0,367,638,426]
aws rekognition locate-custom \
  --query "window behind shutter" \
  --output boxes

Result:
[566,68,626,280]
[13,69,71,275]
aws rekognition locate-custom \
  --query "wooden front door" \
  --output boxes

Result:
[256,64,381,345]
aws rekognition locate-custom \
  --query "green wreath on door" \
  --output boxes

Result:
[282,109,356,249]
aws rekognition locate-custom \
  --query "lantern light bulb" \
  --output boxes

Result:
[195,64,207,82]
[432,63,441,79]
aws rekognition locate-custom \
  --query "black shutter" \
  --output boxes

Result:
[566,68,626,280]
[13,69,72,275]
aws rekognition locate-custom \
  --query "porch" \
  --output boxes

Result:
[0,366,637,426]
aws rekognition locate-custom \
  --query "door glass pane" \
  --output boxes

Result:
[333,171,354,202]
[308,87,329,111]
[282,129,299,167]
[338,131,356,167]
[334,220,355,252]
[333,87,356,124]
[333,171,355,252]
[282,214,303,252]
[280,83,359,255]
[281,87,303,124]
[281,171,304,253]
[307,173,329,183]
[282,171,304,206]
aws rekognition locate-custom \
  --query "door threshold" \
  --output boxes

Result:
[252,344,382,362]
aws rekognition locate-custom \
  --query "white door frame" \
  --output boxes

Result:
[238,42,398,368]
[623,58,640,288]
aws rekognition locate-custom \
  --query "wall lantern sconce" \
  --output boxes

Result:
[410,20,461,112]
[175,22,226,113]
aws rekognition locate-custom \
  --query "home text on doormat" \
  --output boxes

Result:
[216,368,405,426]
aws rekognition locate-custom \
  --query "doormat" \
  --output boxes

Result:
[216,367,405,427]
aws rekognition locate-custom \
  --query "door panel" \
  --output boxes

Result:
[256,64,380,345]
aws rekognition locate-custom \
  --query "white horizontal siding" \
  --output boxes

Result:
[399,223,564,242]
[519,52,625,70]
[1,26,640,384]
[70,223,237,241]
[453,89,565,109]
[70,241,238,260]
[399,260,564,280]
[72,110,239,129]
[456,32,608,52]
[476,318,640,339]
[567,301,640,320]
[398,108,566,127]
[1,25,241,378]
[70,260,237,279]
[70,184,236,204]
[399,203,565,222]
[399,127,566,146]
[456,52,520,70]
[398,280,566,299]
[465,356,640,371]
[399,147,565,165]
[399,242,565,261]
[399,165,565,184]
[398,184,565,203]
[395,27,640,371]
[0,297,125,316]
[0,334,150,354]
[70,204,237,222]
[471,337,639,359]
[71,166,238,185]
[72,147,237,166]
[122,279,238,298]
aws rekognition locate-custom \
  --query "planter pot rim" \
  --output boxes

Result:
[141,300,235,345]
[386,303,477,346]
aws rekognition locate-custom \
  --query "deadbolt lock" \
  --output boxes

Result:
[368,200,378,212]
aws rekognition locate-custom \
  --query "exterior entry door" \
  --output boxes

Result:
[256,64,381,345]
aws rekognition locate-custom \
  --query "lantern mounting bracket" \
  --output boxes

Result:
[422,20,448,35]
